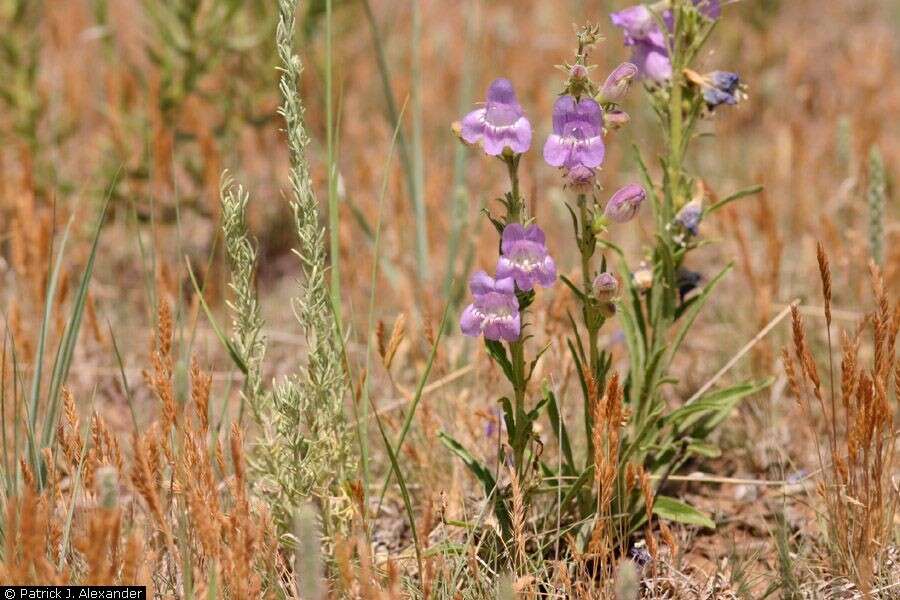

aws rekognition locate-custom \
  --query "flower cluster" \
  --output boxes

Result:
[460,271,521,342]
[459,222,556,341]
[611,0,720,82]
[457,70,649,340]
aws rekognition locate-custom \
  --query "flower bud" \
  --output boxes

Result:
[592,272,619,301]
[570,63,589,80]
[604,109,631,130]
[600,62,638,103]
[604,184,646,223]
[675,198,703,236]
[565,164,596,192]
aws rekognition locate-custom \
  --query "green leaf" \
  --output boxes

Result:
[543,386,575,475]
[186,258,248,375]
[439,432,511,533]
[373,396,424,577]
[704,185,763,217]
[559,274,586,301]
[686,441,721,459]
[40,189,114,467]
[484,339,516,384]
[666,379,771,434]
[666,263,732,370]
[653,496,715,529]
[498,396,516,440]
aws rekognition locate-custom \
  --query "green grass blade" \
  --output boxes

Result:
[361,99,408,492]
[375,302,451,511]
[39,194,112,458]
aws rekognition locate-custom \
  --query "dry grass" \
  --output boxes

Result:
[0,0,897,597]
[784,253,899,595]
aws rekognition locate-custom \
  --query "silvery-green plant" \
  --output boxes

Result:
[867,146,886,266]
[220,0,354,538]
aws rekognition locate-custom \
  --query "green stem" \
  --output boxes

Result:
[666,8,685,223]
[577,195,600,375]
[325,0,342,331]
[506,155,522,222]
[504,155,527,475]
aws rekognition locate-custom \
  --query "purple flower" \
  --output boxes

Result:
[610,5,671,82]
[460,78,532,156]
[592,272,619,301]
[629,41,673,83]
[600,62,639,103]
[702,71,744,107]
[460,271,521,341]
[604,184,646,223]
[695,0,721,19]
[610,5,664,46]
[611,1,721,83]
[543,95,605,173]
[496,223,557,291]
[675,199,703,235]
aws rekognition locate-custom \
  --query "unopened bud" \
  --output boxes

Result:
[592,272,619,301]
[600,62,638,103]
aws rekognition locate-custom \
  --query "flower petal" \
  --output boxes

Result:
[460,304,483,337]
[632,42,672,82]
[468,270,495,296]
[460,108,486,144]
[551,95,578,135]
[523,224,545,245]
[494,276,516,296]
[497,313,521,341]
[486,78,517,105]
[538,256,557,287]
[572,136,605,169]
[501,223,527,249]
[542,134,570,167]
[495,256,516,282]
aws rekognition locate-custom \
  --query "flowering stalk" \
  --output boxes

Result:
[503,156,529,472]
[545,27,643,405]
[455,78,555,481]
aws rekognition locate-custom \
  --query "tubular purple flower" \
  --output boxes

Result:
[600,62,639,103]
[460,271,521,341]
[604,184,646,223]
[702,71,744,107]
[675,198,703,235]
[592,272,619,301]
[610,5,660,45]
[496,224,557,291]
[460,78,532,156]
[629,41,672,82]
[543,95,605,172]
[610,5,670,82]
